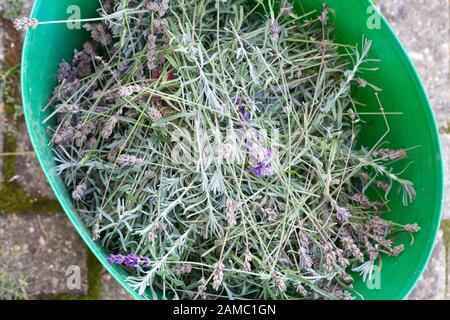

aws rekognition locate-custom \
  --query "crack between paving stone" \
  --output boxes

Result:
[0,12,60,215]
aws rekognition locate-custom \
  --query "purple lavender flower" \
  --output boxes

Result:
[72,182,87,201]
[233,96,252,121]
[107,253,151,268]
[250,161,274,177]
[171,263,193,276]
[335,204,350,222]
[118,154,145,167]
[140,256,151,268]
[107,254,125,265]
[238,105,251,121]
[246,131,275,177]
[124,254,140,267]
[268,19,280,42]
[372,149,407,161]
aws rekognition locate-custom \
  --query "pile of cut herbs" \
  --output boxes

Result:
[24,0,421,299]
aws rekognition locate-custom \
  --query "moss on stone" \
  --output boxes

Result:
[85,251,103,300]
[0,24,60,215]
[440,220,450,297]
[0,126,60,214]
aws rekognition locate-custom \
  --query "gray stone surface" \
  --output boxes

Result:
[0,18,4,185]
[448,246,450,299]
[0,213,88,297]
[0,100,4,185]
[408,230,447,300]
[15,122,55,199]
[441,134,450,220]
[100,271,134,300]
[380,0,450,127]
[0,18,4,64]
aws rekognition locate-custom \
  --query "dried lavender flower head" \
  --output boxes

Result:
[298,246,313,269]
[153,18,168,34]
[332,200,350,222]
[268,19,280,42]
[226,198,237,227]
[272,275,287,294]
[58,60,72,82]
[405,223,421,233]
[72,182,87,201]
[296,284,308,297]
[171,263,193,276]
[146,0,170,17]
[243,250,252,272]
[119,84,143,97]
[280,2,293,16]
[318,4,329,24]
[102,116,118,140]
[148,106,163,122]
[118,154,145,167]
[212,262,225,291]
[107,254,150,268]
[197,277,207,299]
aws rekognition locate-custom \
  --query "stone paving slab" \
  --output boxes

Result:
[448,246,450,299]
[100,271,134,300]
[15,122,55,199]
[447,246,450,299]
[0,213,88,297]
[408,230,447,300]
[0,100,4,185]
[379,0,450,127]
[1,20,5,185]
[441,134,450,220]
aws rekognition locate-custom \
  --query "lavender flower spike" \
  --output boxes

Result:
[14,17,38,31]
[107,254,125,265]
[118,154,145,167]
[332,200,350,222]
[246,130,275,177]
[107,253,151,268]
[233,96,252,122]
[124,254,141,267]
[72,182,87,201]
[250,158,275,177]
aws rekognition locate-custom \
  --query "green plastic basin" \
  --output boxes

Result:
[21,0,443,300]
